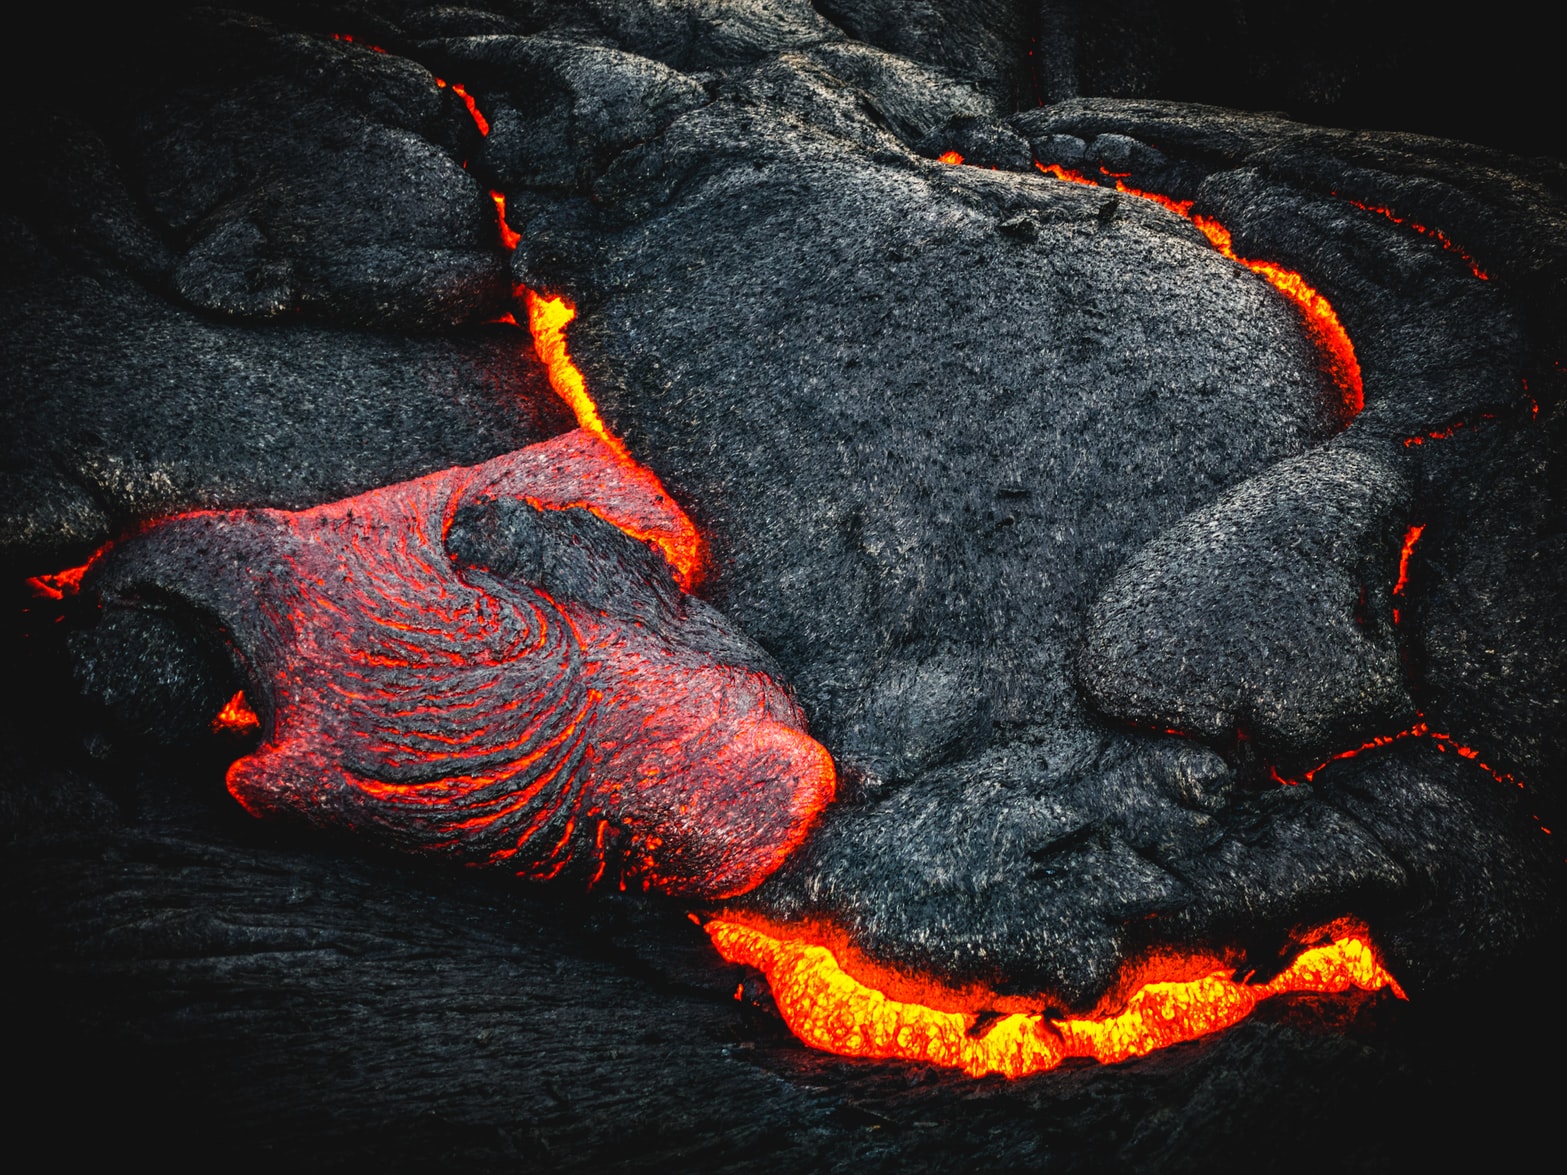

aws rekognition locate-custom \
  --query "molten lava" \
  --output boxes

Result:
[1187,217,1363,418]
[89,436,833,897]
[212,690,261,736]
[708,917,1402,1079]
[435,54,705,590]
[525,290,705,590]
[436,78,490,136]
[1345,199,1489,280]
[1032,162,1364,420]
[25,559,93,600]
[1036,161,1093,185]
[1392,522,1425,624]
[490,191,521,250]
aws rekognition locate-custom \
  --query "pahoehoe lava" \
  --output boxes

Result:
[3,2,1562,1169]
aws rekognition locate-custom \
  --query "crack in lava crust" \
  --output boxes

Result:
[89,432,834,898]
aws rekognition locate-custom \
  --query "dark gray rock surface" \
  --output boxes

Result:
[1078,439,1418,769]
[3,3,1562,1169]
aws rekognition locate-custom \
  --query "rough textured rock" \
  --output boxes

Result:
[3,3,1563,1169]
[0,221,572,576]
[812,0,1034,109]
[1077,439,1417,769]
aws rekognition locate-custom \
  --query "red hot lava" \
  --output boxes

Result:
[709,916,1402,1079]
[212,690,261,736]
[89,434,834,897]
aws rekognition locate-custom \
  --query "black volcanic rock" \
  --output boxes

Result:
[127,21,509,330]
[1077,438,1417,770]
[812,0,1035,109]
[2,5,1564,1170]
[0,223,572,575]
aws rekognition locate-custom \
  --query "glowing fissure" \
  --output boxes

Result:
[708,917,1402,1079]
[413,50,705,588]
[490,191,521,250]
[1391,522,1425,624]
[1343,198,1490,280]
[435,78,490,136]
[25,558,94,600]
[1402,388,1538,447]
[1032,161,1364,419]
[521,280,703,592]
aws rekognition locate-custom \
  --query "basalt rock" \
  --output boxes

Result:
[4,4,1563,1169]
[1077,438,1418,771]
[0,218,572,576]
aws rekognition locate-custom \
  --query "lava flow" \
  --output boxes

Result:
[1344,198,1489,280]
[1391,522,1425,625]
[525,290,704,589]
[1033,163,1363,419]
[25,559,93,601]
[435,58,704,589]
[709,917,1402,1079]
[85,435,834,897]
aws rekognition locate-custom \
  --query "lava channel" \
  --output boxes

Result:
[709,917,1402,1079]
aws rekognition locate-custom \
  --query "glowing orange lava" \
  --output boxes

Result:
[1301,722,1427,784]
[331,33,386,53]
[436,78,490,136]
[1035,161,1093,185]
[1345,199,1489,280]
[212,690,261,736]
[1031,162,1364,419]
[1113,180,1193,218]
[1189,217,1363,418]
[25,559,93,600]
[1392,522,1425,624]
[413,67,705,590]
[490,191,521,250]
[525,291,705,589]
[937,150,964,165]
[708,917,1402,1078]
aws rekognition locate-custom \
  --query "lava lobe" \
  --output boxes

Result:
[81,431,835,897]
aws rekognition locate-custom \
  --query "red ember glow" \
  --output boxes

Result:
[25,560,93,600]
[144,436,836,896]
[707,916,1402,1078]
[525,290,705,590]
[212,690,261,736]
[1035,161,1094,185]
[1031,162,1364,420]
[331,33,387,53]
[1344,198,1490,280]
[1391,522,1425,624]
[490,191,521,250]
[1189,217,1363,419]
[436,78,490,136]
